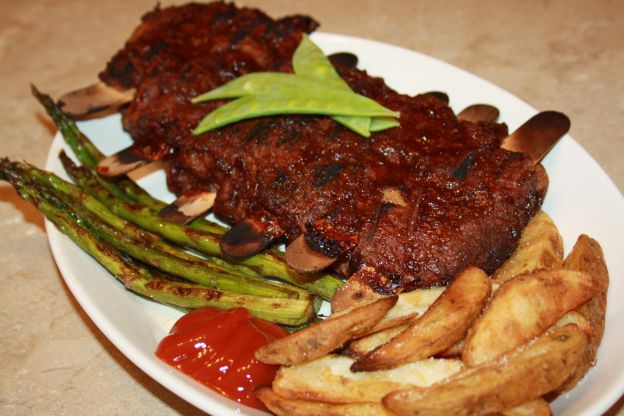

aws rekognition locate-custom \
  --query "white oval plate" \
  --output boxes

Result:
[45,33,624,415]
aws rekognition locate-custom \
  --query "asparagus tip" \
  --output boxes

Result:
[30,83,62,120]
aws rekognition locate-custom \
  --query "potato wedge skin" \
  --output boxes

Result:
[343,324,409,359]
[255,296,397,365]
[272,354,463,404]
[344,287,445,358]
[553,234,609,394]
[492,210,563,284]
[353,267,490,372]
[436,338,465,358]
[463,269,599,366]
[367,287,444,333]
[383,325,588,416]
[256,388,393,416]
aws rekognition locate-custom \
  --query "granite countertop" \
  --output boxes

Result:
[1,1,622,414]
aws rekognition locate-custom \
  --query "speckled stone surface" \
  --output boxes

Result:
[1,1,622,415]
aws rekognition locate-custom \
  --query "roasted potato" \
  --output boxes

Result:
[554,234,609,394]
[463,269,599,366]
[256,388,393,416]
[343,286,447,358]
[343,324,409,359]
[255,296,397,365]
[492,210,563,284]
[353,267,491,371]
[554,310,593,337]
[383,325,588,416]
[436,338,465,358]
[445,311,586,362]
[272,354,463,404]
[367,287,445,333]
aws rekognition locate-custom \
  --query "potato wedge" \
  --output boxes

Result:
[353,267,491,372]
[492,211,564,284]
[383,325,588,416]
[343,324,409,359]
[367,287,445,333]
[256,388,392,416]
[273,354,463,403]
[554,310,593,337]
[436,338,465,358]
[444,306,579,361]
[255,296,397,365]
[500,398,552,416]
[463,269,599,366]
[554,234,609,394]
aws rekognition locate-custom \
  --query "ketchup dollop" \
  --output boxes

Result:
[155,307,288,410]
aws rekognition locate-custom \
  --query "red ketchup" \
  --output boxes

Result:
[155,307,288,410]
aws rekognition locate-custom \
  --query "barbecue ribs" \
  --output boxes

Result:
[99,2,546,292]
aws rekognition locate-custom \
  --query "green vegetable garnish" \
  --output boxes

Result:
[292,35,351,90]
[194,87,398,134]
[192,73,322,103]
[193,35,400,137]
[292,35,376,136]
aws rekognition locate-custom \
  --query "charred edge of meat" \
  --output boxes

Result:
[304,228,343,258]
[328,52,359,69]
[115,147,147,165]
[357,267,403,296]
[158,202,191,224]
[102,58,135,90]
[424,91,449,104]
[220,219,275,259]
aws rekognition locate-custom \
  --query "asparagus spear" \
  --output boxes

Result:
[38,172,308,299]
[1,164,315,325]
[43,183,305,299]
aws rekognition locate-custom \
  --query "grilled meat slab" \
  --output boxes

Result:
[100,2,546,292]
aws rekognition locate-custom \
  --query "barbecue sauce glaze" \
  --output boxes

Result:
[155,307,287,410]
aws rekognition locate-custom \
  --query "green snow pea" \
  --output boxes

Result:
[192,73,323,103]
[293,35,399,136]
[370,117,401,132]
[293,35,371,134]
[292,35,351,91]
[193,87,399,135]
[192,71,380,137]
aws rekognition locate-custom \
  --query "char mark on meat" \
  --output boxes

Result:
[100,2,546,290]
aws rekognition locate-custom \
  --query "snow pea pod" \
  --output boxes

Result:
[370,117,401,132]
[294,35,399,136]
[192,72,371,137]
[292,35,351,91]
[192,72,376,137]
[193,87,399,135]
[192,73,323,103]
